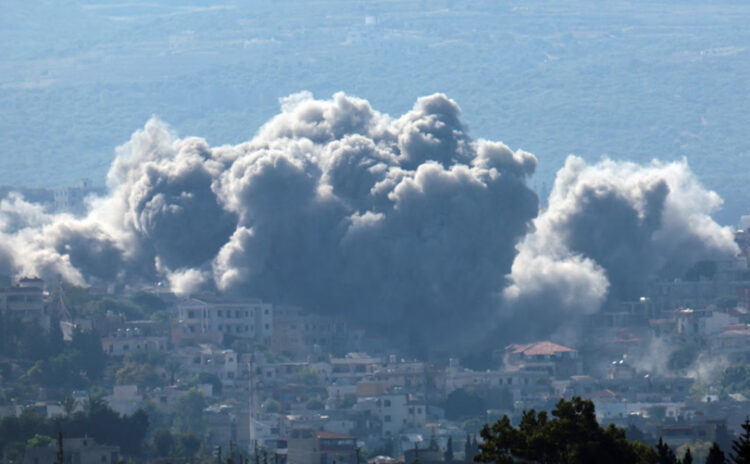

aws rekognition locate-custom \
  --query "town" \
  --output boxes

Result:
[2,226,750,463]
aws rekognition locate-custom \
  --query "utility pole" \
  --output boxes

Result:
[356,447,361,464]
[56,432,64,464]
[254,440,260,464]
[217,445,223,464]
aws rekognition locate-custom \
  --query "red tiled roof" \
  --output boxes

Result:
[506,341,576,356]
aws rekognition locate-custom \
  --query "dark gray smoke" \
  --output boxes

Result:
[0,93,737,351]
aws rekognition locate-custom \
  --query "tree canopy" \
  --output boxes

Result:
[475,397,656,464]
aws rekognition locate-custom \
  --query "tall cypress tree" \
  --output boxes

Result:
[444,436,454,462]
[706,442,726,464]
[682,448,692,464]
[731,419,750,464]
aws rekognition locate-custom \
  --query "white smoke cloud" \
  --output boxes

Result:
[504,155,739,320]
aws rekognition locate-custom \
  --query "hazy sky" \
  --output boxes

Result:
[2,0,750,223]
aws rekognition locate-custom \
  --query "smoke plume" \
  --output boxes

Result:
[504,156,739,329]
[0,92,738,350]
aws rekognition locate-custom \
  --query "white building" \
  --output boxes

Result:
[101,328,168,356]
[355,392,426,437]
[177,297,273,345]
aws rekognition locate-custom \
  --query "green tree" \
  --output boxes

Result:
[444,436,454,462]
[153,429,175,457]
[476,397,656,464]
[731,419,750,464]
[173,388,207,436]
[26,433,54,449]
[706,442,727,464]
[70,328,107,380]
[165,359,182,385]
[190,372,222,395]
[116,362,164,388]
[721,366,750,396]
[683,447,693,464]
[60,395,78,417]
[176,433,202,458]
[655,437,678,464]
[445,388,486,421]
[305,398,324,410]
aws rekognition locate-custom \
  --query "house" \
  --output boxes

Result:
[286,429,358,464]
[710,325,750,363]
[0,277,45,323]
[504,341,582,379]
[101,327,168,356]
[355,392,426,437]
[23,436,119,464]
[172,345,239,387]
[675,308,738,338]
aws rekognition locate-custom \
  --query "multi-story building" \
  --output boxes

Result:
[272,306,364,359]
[504,341,582,379]
[176,296,273,346]
[355,392,426,437]
[0,277,45,322]
[172,345,240,387]
[101,327,168,356]
[285,429,358,464]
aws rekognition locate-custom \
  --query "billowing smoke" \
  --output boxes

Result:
[504,155,739,334]
[0,92,738,351]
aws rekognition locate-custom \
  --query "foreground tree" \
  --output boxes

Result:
[475,397,656,464]
[732,419,750,464]
[706,442,726,464]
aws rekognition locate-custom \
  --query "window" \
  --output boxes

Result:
[408,407,414,414]
[384,415,391,422]
[264,309,270,315]
[188,311,195,319]
[218,310,223,317]
[384,399,391,407]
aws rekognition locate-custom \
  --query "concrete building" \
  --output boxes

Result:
[176,296,272,346]
[173,344,239,387]
[710,325,750,363]
[355,392,426,437]
[675,308,738,338]
[0,277,45,322]
[101,327,168,356]
[286,429,358,464]
[504,342,582,379]
[272,306,364,359]
[24,436,119,464]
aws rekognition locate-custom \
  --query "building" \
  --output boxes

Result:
[172,345,239,387]
[176,296,273,346]
[675,308,738,338]
[0,277,45,322]
[355,392,426,437]
[23,436,119,464]
[286,429,358,464]
[504,341,582,379]
[272,306,364,358]
[710,325,750,363]
[101,327,168,356]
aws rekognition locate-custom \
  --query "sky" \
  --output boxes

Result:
[2,0,750,223]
